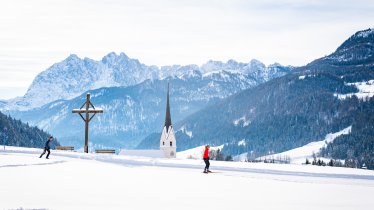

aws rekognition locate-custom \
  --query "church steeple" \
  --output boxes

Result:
[164,83,172,132]
[159,82,176,158]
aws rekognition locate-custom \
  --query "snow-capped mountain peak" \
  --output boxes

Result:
[102,52,130,64]
[0,53,292,111]
[200,59,246,73]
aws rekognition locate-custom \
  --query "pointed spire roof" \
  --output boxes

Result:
[164,83,172,132]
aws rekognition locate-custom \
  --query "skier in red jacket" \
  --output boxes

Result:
[203,145,211,173]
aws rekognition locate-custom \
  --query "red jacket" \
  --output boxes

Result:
[203,147,209,159]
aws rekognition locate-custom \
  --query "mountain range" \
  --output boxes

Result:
[2,27,373,169]
[1,53,290,111]
[137,28,374,169]
[1,54,292,149]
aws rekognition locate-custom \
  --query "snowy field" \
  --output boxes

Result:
[1,147,374,210]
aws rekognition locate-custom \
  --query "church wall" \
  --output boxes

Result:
[160,126,176,158]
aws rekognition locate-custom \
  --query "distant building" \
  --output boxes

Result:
[159,83,176,158]
[120,83,176,158]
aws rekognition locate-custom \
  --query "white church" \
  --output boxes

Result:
[120,83,177,158]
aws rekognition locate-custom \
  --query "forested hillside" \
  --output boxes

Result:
[0,111,59,148]
[138,29,374,169]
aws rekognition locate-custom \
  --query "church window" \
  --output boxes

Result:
[163,141,165,146]
[170,141,172,146]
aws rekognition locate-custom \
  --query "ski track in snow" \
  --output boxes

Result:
[0,160,66,168]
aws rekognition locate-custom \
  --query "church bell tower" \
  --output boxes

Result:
[160,83,176,158]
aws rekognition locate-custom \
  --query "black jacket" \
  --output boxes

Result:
[45,139,52,149]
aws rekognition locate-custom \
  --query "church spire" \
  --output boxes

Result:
[160,82,176,158]
[164,83,172,132]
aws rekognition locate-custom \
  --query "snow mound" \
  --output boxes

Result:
[177,145,224,159]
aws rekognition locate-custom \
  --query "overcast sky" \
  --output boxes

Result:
[0,0,373,99]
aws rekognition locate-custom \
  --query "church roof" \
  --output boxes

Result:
[164,83,172,132]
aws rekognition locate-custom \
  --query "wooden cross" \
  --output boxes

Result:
[72,93,103,153]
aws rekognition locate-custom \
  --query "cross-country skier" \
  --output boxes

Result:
[39,136,54,159]
[203,145,211,173]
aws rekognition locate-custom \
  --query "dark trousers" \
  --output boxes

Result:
[204,158,210,171]
[40,148,50,158]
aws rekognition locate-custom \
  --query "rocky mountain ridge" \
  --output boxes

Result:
[1,53,292,111]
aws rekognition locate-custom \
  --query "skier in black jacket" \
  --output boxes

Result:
[39,136,54,159]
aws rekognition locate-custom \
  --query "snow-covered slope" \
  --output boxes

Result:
[334,80,374,101]
[177,145,224,159]
[234,126,352,163]
[1,147,373,210]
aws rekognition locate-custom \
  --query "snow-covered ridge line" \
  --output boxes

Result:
[354,28,374,38]
[1,52,291,111]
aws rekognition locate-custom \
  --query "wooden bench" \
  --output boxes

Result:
[95,149,116,154]
[56,146,74,151]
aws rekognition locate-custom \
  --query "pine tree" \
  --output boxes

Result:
[305,158,310,165]
[328,159,334,167]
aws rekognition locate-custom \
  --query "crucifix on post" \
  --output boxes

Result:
[72,93,103,153]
